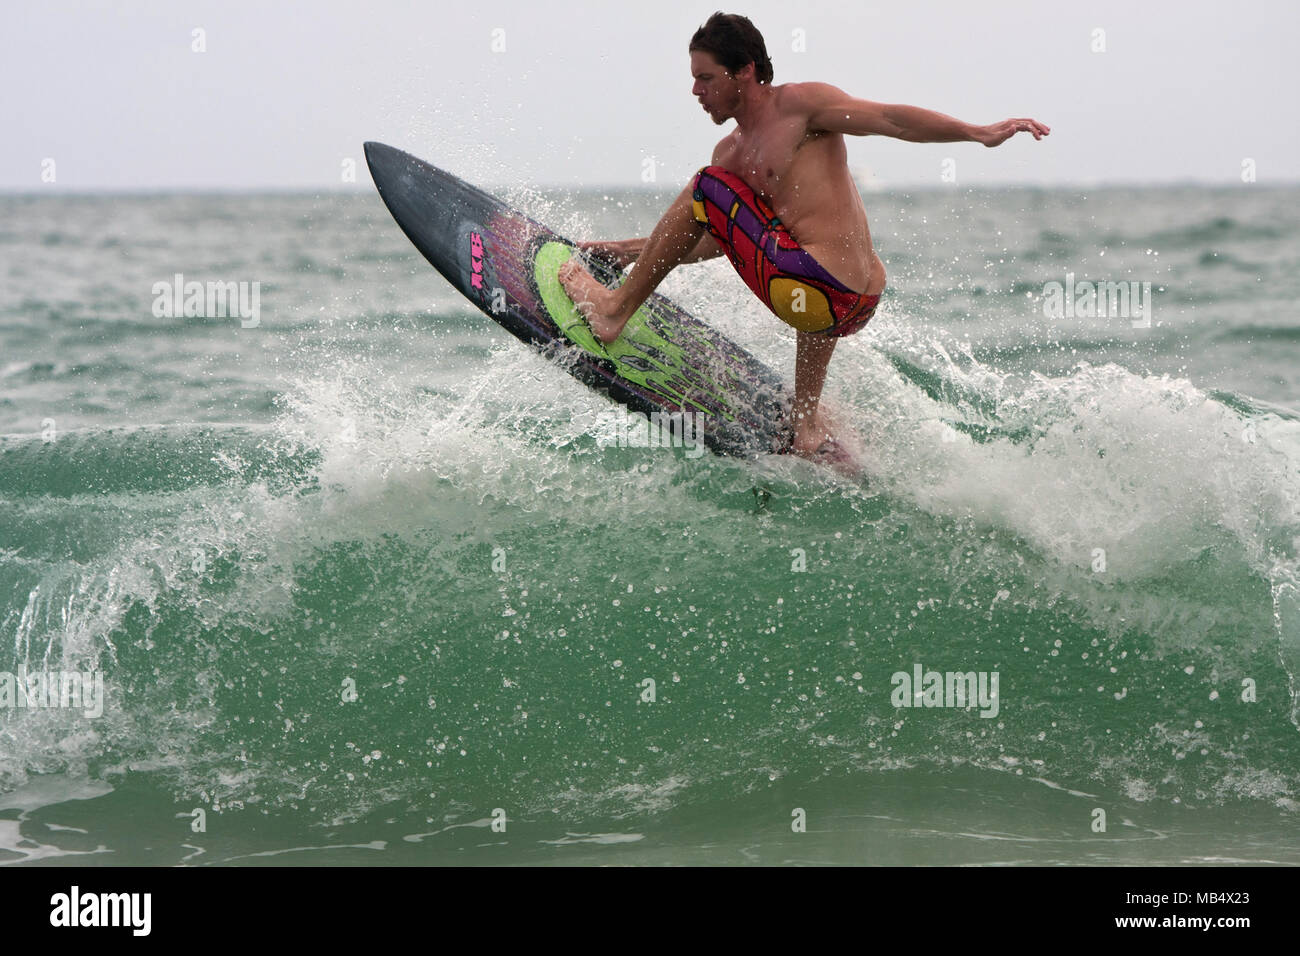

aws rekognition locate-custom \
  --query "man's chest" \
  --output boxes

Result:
[719,122,820,200]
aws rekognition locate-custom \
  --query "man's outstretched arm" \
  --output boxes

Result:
[797,82,1049,146]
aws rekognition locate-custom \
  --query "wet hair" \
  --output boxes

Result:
[688,12,774,85]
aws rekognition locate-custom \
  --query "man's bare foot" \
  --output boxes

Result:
[558,260,634,343]
[791,405,834,456]
[790,406,863,475]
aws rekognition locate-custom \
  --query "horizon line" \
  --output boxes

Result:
[0,177,1295,198]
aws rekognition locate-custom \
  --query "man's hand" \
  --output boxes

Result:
[973,118,1051,147]
[577,239,642,270]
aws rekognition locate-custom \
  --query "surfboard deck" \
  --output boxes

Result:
[364,141,792,457]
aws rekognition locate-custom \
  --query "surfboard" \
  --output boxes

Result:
[363,142,792,457]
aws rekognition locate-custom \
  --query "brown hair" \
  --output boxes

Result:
[688,12,773,85]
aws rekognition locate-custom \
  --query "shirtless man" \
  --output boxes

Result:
[560,12,1048,463]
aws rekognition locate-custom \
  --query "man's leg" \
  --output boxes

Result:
[791,330,839,458]
[558,179,704,343]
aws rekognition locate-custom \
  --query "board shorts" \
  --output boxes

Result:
[691,165,882,337]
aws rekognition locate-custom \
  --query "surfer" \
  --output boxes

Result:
[560,12,1049,463]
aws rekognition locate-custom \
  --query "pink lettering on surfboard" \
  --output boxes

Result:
[470,232,484,289]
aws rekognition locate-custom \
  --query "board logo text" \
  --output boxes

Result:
[470,232,485,289]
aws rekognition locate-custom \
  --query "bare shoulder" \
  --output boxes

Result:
[776,81,848,115]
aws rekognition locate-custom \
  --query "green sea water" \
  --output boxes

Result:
[1,182,1299,865]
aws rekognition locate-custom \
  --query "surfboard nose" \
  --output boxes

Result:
[363,141,404,185]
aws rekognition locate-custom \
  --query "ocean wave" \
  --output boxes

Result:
[2,344,1299,823]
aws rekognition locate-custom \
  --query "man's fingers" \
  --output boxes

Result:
[999,118,1051,142]
[579,241,626,267]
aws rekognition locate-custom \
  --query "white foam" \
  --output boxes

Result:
[0,773,112,866]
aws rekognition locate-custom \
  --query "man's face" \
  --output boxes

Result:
[690,50,740,125]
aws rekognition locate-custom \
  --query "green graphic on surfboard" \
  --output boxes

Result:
[533,241,738,419]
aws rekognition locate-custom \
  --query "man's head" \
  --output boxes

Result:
[689,12,773,125]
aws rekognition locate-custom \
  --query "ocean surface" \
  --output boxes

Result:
[2,178,1299,866]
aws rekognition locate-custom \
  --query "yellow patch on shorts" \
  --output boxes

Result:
[768,277,834,332]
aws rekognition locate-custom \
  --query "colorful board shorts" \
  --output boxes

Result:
[691,165,882,337]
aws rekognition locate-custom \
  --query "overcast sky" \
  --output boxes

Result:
[5,0,1298,190]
